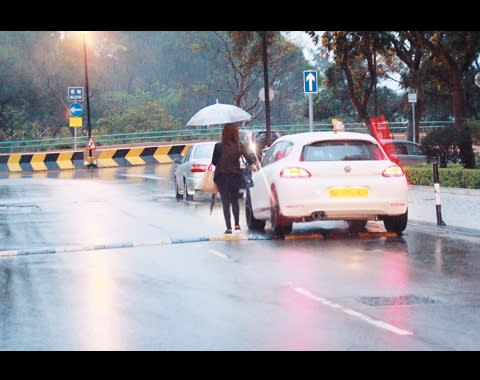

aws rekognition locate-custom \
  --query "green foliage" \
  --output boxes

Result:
[421,126,462,167]
[95,99,182,135]
[405,166,480,189]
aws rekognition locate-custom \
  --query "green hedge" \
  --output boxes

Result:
[404,165,480,189]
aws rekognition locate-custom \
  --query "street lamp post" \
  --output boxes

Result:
[82,32,94,167]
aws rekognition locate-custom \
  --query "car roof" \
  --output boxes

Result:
[382,139,420,146]
[276,131,379,145]
[191,141,216,146]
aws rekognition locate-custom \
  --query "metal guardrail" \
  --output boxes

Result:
[0,121,453,154]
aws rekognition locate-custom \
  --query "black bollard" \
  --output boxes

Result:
[432,159,446,226]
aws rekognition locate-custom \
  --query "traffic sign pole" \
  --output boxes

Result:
[408,93,417,143]
[303,70,318,132]
[412,102,416,143]
[309,93,313,132]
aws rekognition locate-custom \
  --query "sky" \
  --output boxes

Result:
[282,31,318,64]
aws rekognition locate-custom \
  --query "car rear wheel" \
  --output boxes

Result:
[382,210,408,234]
[270,190,292,236]
[183,178,193,201]
[175,181,183,200]
[245,189,266,231]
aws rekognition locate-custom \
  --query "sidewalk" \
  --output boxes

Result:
[408,185,480,233]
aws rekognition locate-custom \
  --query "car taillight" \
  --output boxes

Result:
[280,167,311,178]
[191,163,208,173]
[382,165,404,177]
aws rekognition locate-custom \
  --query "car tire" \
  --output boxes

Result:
[270,189,292,236]
[175,181,183,200]
[183,178,193,201]
[245,189,266,231]
[382,210,408,234]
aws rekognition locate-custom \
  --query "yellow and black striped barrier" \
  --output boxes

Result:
[94,144,190,168]
[0,151,84,172]
[0,143,192,172]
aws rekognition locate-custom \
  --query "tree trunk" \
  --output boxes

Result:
[451,81,476,168]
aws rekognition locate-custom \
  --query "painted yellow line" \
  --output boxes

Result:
[358,231,398,238]
[96,149,119,167]
[153,146,174,163]
[31,153,47,171]
[180,144,191,156]
[284,233,324,240]
[57,152,75,169]
[209,234,249,241]
[125,147,146,165]
[7,154,22,172]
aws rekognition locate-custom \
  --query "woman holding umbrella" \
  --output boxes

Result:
[212,122,258,234]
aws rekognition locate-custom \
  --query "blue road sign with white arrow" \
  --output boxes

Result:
[303,70,318,93]
[69,103,83,117]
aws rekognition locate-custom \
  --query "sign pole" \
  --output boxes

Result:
[74,128,77,151]
[303,70,318,132]
[408,92,417,143]
[308,93,313,132]
[412,101,416,143]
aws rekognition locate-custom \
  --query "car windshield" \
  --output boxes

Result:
[193,144,214,159]
[301,140,386,161]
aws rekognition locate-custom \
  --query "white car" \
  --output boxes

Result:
[174,141,216,200]
[245,131,409,235]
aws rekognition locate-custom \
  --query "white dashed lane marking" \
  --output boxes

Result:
[292,286,414,336]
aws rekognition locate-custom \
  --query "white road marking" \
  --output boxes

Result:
[120,174,166,180]
[293,286,414,336]
[208,249,229,260]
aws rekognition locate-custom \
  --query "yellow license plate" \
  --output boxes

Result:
[328,187,369,198]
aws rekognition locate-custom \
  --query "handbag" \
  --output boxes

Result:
[241,169,254,189]
[240,156,254,189]
[198,164,218,193]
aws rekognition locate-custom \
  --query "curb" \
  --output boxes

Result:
[0,234,273,257]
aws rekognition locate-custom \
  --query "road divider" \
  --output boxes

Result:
[0,234,273,257]
[0,143,192,172]
[0,151,84,172]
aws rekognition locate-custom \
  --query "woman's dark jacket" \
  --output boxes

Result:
[211,142,255,181]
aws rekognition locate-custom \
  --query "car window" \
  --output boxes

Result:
[301,140,386,161]
[407,143,423,155]
[393,142,408,155]
[193,144,215,159]
[261,141,292,167]
[184,146,193,161]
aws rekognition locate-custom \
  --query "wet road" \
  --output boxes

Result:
[1,165,479,350]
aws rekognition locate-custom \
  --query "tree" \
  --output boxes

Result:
[414,31,479,168]
[385,32,429,142]
[314,31,391,131]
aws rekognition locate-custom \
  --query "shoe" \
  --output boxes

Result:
[234,225,241,233]
[224,229,232,234]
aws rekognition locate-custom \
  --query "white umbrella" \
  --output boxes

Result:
[186,102,251,126]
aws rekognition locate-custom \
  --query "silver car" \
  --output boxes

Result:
[382,139,430,166]
[174,141,216,200]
